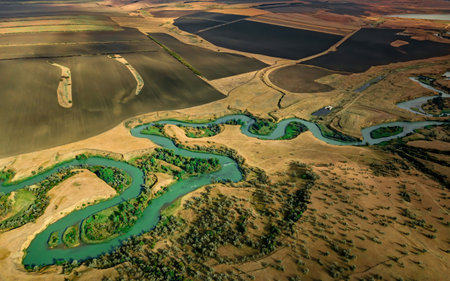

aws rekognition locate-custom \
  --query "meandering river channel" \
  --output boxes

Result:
[0,115,445,267]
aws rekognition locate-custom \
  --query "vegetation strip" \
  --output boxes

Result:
[370,126,403,139]
[147,34,203,76]
[109,54,144,96]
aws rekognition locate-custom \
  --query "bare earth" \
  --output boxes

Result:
[50,62,72,108]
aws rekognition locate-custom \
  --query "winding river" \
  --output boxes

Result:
[397,77,449,117]
[0,115,446,267]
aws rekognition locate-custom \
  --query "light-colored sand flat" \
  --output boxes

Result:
[49,62,72,108]
[151,172,175,196]
[109,54,144,96]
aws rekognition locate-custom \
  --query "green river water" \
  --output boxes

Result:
[0,114,445,267]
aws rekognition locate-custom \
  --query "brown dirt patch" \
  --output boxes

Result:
[391,39,409,47]
[269,64,342,93]
[250,12,357,36]
[407,140,450,151]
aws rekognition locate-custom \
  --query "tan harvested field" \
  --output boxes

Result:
[209,71,257,95]
[407,140,450,151]
[0,170,116,281]
[249,12,357,36]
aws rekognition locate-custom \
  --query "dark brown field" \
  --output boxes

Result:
[149,10,201,18]
[0,28,158,60]
[269,64,341,93]
[149,33,267,80]
[0,49,224,157]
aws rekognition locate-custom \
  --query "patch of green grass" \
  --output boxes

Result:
[161,198,182,217]
[278,122,308,140]
[141,124,165,137]
[2,189,36,221]
[370,126,403,139]
[48,231,59,248]
[63,225,80,248]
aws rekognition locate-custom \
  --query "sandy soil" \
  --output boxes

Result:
[391,39,409,47]
[109,54,144,96]
[50,62,72,108]
[407,140,450,151]
[249,13,357,36]
[151,173,175,196]
[0,170,116,281]
[209,71,257,95]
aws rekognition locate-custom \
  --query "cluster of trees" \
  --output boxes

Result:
[141,124,166,137]
[249,118,277,135]
[178,193,255,260]
[48,231,59,248]
[0,169,14,182]
[0,168,77,231]
[82,184,153,243]
[152,148,219,180]
[279,122,308,140]
[430,96,446,110]
[224,119,245,126]
[63,225,80,248]
[88,166,131,192]
[370,126,403,139]
[50,150,318,280]
[0,192,11,218]
[417,75,435,86]
[384,139,449,187]
[182,124,222,138]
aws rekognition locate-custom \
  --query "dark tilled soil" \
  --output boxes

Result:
[149,32,267,80]
[195,20,342,60]
[269,64,341,93]
[303,28,450,72]
[0,50,224,157]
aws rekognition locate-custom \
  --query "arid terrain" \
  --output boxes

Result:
[0,0,448,280]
